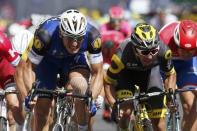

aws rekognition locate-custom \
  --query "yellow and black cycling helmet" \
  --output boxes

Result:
[131,23,160,50]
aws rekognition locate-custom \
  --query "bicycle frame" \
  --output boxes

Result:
[166,108,181,131]
[52,89,75,131]
[116,85,158,131]
[165,87,197,131]
[30,87,92,131]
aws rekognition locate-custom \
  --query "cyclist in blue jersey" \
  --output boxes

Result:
[21,9,104,131]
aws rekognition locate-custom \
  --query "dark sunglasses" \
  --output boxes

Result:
[136,47,159,56]
[67,36,84,42]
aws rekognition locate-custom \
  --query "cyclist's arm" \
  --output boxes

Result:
[104,53,125,106]
[164,68,176,91]
[104,80,116,106]
[159,45,177,91]
[88,36,104,99]
[15,60,29,101]
[90,61,104,100]
[15,39,35,101]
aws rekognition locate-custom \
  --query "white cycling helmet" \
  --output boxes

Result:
[59,9,87,37]
[11,29,34,54]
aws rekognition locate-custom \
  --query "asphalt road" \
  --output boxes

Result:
[93,109,116,131]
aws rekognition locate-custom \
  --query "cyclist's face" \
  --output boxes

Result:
[62,36,84,54]
[178,48,196,60]
[110,18,122,30]
[136,47,159,66]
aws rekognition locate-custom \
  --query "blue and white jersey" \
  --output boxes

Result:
[28,16,103,65]
[27,16,103,90]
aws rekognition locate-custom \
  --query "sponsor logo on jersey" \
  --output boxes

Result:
[93,38,101,49]
[164,50,172,60]
[34,38,42,50]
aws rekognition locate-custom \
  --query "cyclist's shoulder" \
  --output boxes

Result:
[33,19,59,52]
[39,16,60,29]
[36,16,60,38]
[86,22,100,38]
[158,42,173,61]
[112,38,132,61]
[85,22,102,54]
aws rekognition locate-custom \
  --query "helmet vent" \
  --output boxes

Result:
[72,18,77,31]
[64,18,72,32]
[142,33,146,39]
[67,10,72,13]
[74,10,79,13]
[60,9,87,36]
[150,31,153,38]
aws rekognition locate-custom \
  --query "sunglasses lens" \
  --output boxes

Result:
[151,49,158,55]
[67,36,84,42]
[136,48,158,56]
[141,50,150,55]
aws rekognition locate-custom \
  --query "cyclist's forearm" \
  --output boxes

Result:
[164,72,177,91]
[23,69,35,92]
[15,68,27,102]
[90,71,103,100]
[104,83,116,106]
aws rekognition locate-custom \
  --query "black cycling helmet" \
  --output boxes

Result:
[131,23,160,50]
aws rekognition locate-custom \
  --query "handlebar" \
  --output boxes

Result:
[175,87,197,93]
[0,90,18,96]
[32,88,90,100]
[116,91,165,104]
[116,86,196,104]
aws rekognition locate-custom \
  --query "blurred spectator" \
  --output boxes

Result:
[100,5,132,37]
[0,0,15,20]
[0,0,15,32]
[150,8,178,30]
[181,5,197,21]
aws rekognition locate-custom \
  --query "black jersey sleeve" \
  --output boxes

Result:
[87,24,102,54]
[104,48,125,85]
[31,27,51,56]
[158,42,175,76]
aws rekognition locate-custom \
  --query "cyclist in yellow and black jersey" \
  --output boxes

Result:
[104,23,176,131]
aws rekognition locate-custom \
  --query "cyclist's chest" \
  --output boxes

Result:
[122,51,159,71]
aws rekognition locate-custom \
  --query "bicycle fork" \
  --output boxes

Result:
[166,110,181,131]
[52,99,65,131]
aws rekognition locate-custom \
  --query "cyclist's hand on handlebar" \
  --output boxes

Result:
[24,95,31,112]
[24,95,37,112]
[90,101,98,116]
[166,88,177,113]
[95,95,104,109]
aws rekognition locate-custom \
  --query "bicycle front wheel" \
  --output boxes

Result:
[0,117,8,131]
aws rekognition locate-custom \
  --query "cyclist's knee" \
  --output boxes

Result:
[182,103,196,115]
[6,95,20,109]
[70,76,88,95]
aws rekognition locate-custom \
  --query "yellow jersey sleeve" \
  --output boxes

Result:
[21,37,34,61]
